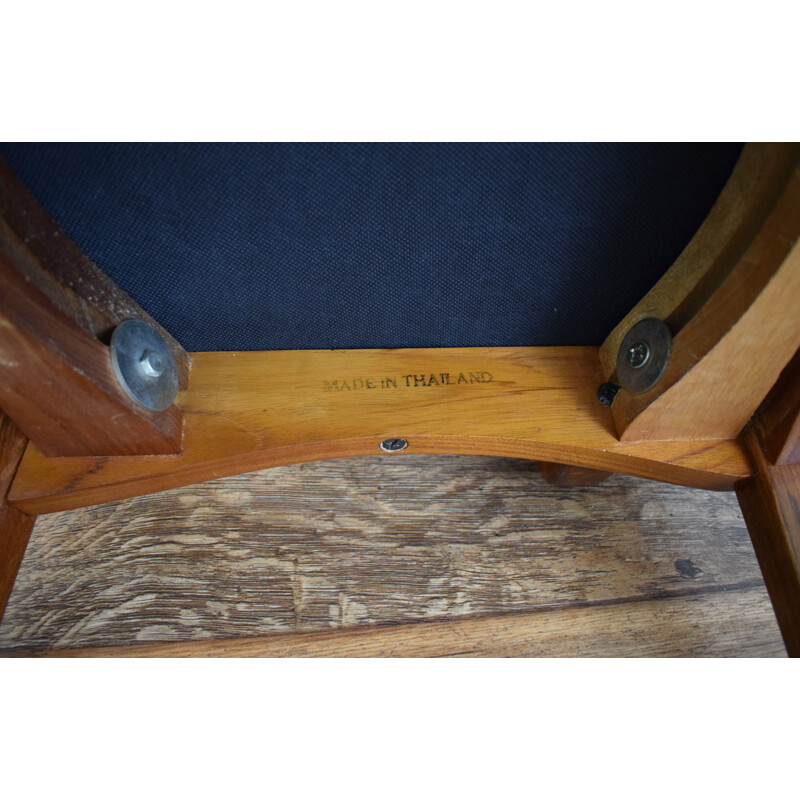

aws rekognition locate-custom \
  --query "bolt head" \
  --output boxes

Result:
[139,349,165,378]
[110,320,179,411]
[626,341,650,369]
[380,438,408,452]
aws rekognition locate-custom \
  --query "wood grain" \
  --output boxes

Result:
[0,254,184,456]
[757,348,800,465]
[0,455,782,656]
[0,412,35,623]
[736,425,800,655]
[539,461,612,486]
[0,159,188,457]
[613,159,800,441]
[8,347,751,516]
[0,412,27,494]
[0,158,190,388]
[600,143,800,378]
[11,589,782,658]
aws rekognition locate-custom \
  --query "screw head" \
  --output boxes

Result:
[626,341,650,369]
[139,349,165,378]
[110,320,179,411]
[380,438,408,452]
[616,318,672,395]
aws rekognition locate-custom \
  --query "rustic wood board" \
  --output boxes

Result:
[13,589,780,657]
[0,455,784,656]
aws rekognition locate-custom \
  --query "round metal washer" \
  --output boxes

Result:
[110,320,179,411]
[616,318,672,394]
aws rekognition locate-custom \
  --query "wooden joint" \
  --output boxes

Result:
[6,347,750,516]
[0,158,189,457]
[600,144,800,442]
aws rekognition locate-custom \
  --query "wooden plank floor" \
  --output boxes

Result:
[0,455,786,657]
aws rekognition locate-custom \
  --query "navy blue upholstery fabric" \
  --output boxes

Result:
[0,143,742,351]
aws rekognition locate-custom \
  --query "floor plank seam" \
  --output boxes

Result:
[0,579,770,657]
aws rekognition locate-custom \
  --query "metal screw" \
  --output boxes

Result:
[626,341,650,369]
[616,318,672,395]
[139,349,165,378]
[380,438,408,452]
[110,320,179,411]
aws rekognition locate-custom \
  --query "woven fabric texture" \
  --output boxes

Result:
[0,143,742,351]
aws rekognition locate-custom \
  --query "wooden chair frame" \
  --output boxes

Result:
[2,143,800,656]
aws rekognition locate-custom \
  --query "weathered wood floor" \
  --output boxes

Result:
[0,455,786,657]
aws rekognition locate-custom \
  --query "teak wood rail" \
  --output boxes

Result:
[1,143,800,656]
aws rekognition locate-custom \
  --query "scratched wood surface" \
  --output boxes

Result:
[0,455,785,656]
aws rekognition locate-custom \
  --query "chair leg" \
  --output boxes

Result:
[736,427,800,656]
[539,461,612,487]
[0,412,34,624]
[0,506,35,623]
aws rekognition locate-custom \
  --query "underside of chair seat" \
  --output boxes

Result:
[0,142,742,352]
